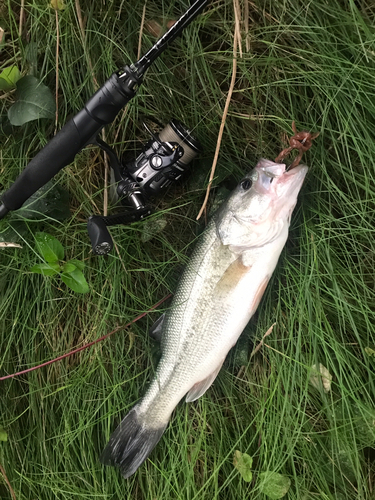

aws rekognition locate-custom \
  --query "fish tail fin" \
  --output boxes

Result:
[100,405,168,478]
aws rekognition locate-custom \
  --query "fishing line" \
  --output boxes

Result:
[0,294,171,381]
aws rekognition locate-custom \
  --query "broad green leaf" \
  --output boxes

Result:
[61,268,89,294]
[30,262,60,276]
[0,428,7,441]
[62,262,76,273]
[0,220,27,244]
[50,0,66,9]
[16,181,71,221]
[0,66,21,91]
[35,232,64,262]
[8,75,55,126]
[233,450,253,482]
[68,259,85,271]
[259,472,291,499]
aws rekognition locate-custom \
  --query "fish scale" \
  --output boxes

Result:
[101,159,308,478]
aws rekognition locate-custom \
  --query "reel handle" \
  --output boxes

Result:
[87,207,152,255]
[87,216,114,255]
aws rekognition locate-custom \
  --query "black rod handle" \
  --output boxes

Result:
[0,69,138,213]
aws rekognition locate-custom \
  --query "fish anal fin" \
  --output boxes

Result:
[185,360,224,403]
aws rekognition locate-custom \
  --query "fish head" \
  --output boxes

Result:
[216,159,308,248]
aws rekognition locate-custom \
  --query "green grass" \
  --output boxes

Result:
[1,0,375,498]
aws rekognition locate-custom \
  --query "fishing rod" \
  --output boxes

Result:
[0,0,208,250]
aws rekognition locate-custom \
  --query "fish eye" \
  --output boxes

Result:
[241,178,252,190]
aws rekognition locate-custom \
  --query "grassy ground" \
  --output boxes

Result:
[1,0,375,498]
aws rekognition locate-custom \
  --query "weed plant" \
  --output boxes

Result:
[0,0,375,499]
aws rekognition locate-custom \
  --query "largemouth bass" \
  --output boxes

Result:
[101,159,308,478]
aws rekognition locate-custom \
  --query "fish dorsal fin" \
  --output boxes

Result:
[149,313,166,341]
[185,360,224,403]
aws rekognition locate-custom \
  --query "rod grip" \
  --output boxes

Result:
[0,70,137,215]
[1,118,90,212]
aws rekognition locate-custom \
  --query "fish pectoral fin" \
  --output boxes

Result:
[214,257,251,296]
[185,360,224,403]
[149,313,166,342]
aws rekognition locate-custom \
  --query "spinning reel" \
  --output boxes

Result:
[87,119,202,255]
[0,0,208,255]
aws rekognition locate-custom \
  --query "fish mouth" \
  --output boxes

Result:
[255,160,308,196]
[277,163,308,198]
[257,160,308,187]
[283,164,308,177]
[281,164,308,186]
[257,159,308,178]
